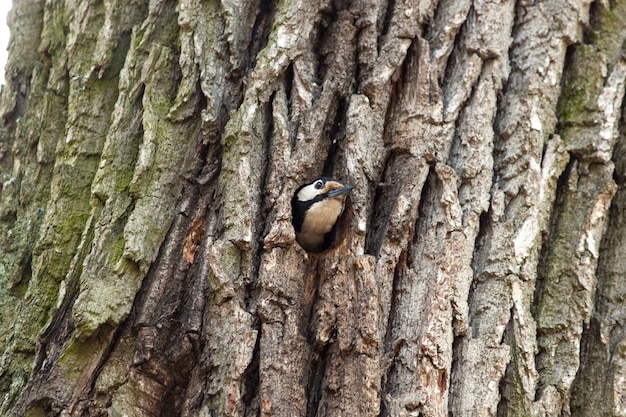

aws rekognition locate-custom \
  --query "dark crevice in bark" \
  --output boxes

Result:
[242,330,261,415]
[378,0,396,48]
[365,151,411,256]
[304,267,322,344]
[363,78,396,253]
[569,317,606,416]
[91,28,133,81]
[448,324,465,413]
[306,326,335,417]
[378,251,406,417]
[322,97,348,177]
[33,216,98,375]
[410,164,434,250]
[555,44,578,130]
[364,156,392,256]
[495,307,515,416]
[314,2,356,91]
[284,62,294,108]
[614,165,626,189]
[583,0,602,44]
[187,92,213,179]
[301,260,334,417]
[245,0,278,74]
[612,96,626,185]
[497,366,514,415]
[249,99,273,307]
[539,134,553,165]
[385,251,405,351]
[398,36,417,87]
[69,324,124,415]
[313,9,334,86]
[353,24,367,91]
[195,114,223,197]
[284,62,295,137]
[440,4,474,104]
[472,206,491,272]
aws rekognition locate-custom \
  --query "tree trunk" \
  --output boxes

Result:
[1,0,625,416]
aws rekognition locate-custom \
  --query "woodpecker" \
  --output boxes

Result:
[291,177,352,253]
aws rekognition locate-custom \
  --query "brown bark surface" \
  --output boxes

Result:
[1,0,625,416]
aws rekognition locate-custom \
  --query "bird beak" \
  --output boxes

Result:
[327,185,353,198]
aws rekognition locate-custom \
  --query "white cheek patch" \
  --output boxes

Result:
[297,183,322,201]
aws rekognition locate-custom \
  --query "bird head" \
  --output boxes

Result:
[295,177,353,204]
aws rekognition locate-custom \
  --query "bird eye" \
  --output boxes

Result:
[314,180,324,189]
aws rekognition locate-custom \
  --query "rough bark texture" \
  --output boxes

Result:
[1,0,625,416]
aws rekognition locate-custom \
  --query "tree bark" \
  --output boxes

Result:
[1,0,625,416]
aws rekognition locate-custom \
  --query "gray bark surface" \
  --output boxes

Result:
[0,0,625,416]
